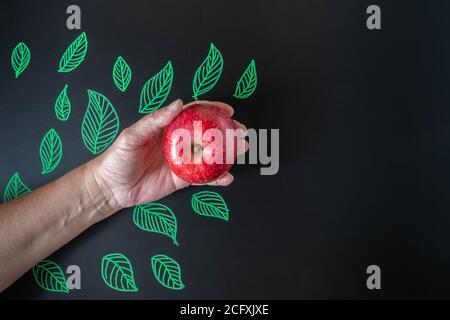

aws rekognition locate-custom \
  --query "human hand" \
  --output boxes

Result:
[87,99,246,210]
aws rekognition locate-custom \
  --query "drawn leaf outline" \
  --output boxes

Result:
[58,32,88,73]
[133,202,179,245]
[192,43,224,99]
[39,128,63,174]
[101,253,138,292]
[81,89,120,155]
[3,172,31,202]
[11,42,31,78]
[54,84,71,121]
[151,254,185,290]
[191,191,229,221]
[113,56,132,92]
[233,59,257,99]
[139,61,173,114]
[32,260,69,293]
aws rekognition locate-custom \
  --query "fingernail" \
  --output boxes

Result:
[167,99,182,111]
[219,173,234,185]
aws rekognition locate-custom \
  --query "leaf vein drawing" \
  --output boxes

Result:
[3,172,31,202]
[192,43,224,100]
[191,191,229,221]
[11,42,31,78]
[151,254,184,290]
[139,61,173,114]
[54,84,72,121]
[82,90,120,155]
[58,32,88,73]
[233,59,257,99]
[133,203,179,245]
[39,128,63,175]
[113,56,132,92]
[32,260,69,293]
[101,253,138,292]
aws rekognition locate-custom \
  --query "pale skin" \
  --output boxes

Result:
[0,99,247,292]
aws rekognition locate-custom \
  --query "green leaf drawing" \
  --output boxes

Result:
[151,254,185,290]
[32,260,69,293]
[3,172,31,202]
[54,84,71,121]
[81,90,120,155]
[233,59,257,99]
[58,32,88,73]
[11,42,31,78]
[39,128,63,175]
[113,56,132,92]
[191,191,229,221]
[192,43,224,100]
[139,61,173,114]
[101,253,138,292]
[133,203,179,246]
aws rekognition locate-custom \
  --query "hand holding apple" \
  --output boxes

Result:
[90,99,247,209]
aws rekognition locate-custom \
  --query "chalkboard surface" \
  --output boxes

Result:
[1,0,450,299]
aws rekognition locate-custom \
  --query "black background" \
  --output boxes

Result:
[0,0,449,299]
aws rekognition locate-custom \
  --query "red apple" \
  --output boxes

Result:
[163,103,237,183]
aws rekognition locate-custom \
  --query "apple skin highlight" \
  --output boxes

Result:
[162,103,236,183]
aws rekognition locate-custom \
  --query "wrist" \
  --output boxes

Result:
[81,159,122,221]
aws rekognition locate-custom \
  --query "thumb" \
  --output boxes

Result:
[133,99,183,133]
[123,99,183,146]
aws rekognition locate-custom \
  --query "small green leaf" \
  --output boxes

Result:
[113,56,132,92]
[3,172,31,202]
[58,32,88,73]
[133,203,179,245]
[11,42,31,78]
[192,43,224,100]
[39,128,63,174]
[54,84,71,121]
[191,191,229,221]
[81,89,120,155]
[151,254,185,290]
[233,59,257,99]
[101,253,138,292]
[139,61,173,114]
[32,260,69,293]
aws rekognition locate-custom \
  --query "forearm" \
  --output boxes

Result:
[0,161,119,292]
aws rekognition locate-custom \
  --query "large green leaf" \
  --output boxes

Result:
[191,191,229,221]
[54,84,71,121]
[81,90,120,155]
[11,42,31,78]
[151,254,185,290]
[101,253,138,292]
[39,128,63,174]
[192,43,223,99]
[139,61,173,114]
[233,59,257,99]
[32,260,69,293]
[3,172,31,202]
[113,56,132,92]
[58,32,88,73]
[133,203,179,245]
